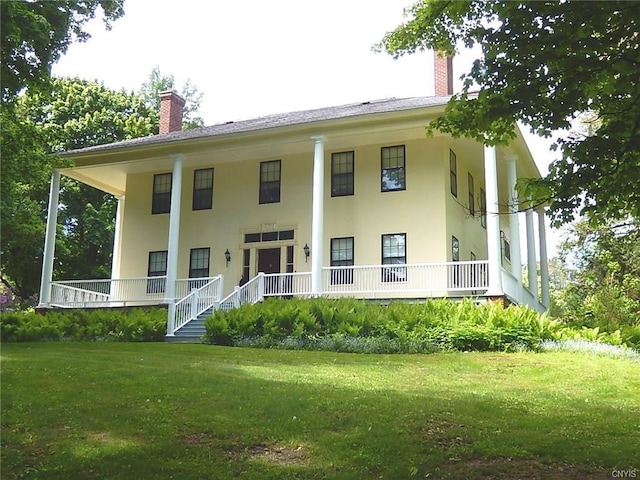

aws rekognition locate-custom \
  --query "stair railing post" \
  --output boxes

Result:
[233,286,240,308]
[190,289,198,320]
[258,272,265,302]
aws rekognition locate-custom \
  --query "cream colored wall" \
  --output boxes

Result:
[118,136,451,296]
[444,141,489,262]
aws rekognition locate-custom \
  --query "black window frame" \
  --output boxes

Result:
[331,151,354,197]
[381,145,406,192]
[259,160,281,204]
[330,237,354,285]
[381,233,407,282]
[450,149,458,197]
[192,168,214,211]
[468,173,475,216]
[189,247,210,279]
[451,236,460,287]
[480,188,487,229]
[147,250,168,293]
[152,173,172,214]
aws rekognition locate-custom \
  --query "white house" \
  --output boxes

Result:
[38,54,550,338]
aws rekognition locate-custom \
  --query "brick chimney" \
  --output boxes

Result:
[434,51,453,96]
[159,90,186,134]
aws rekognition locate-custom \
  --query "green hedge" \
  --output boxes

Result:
[203,298,572,353]
[0,308,167,342]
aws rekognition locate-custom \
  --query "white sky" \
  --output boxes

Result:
[52,0,563,257]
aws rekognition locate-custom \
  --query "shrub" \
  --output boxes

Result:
[0,308,166,342]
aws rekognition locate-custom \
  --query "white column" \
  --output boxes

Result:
[537,207,550,308]
[525,206,538,302]
[483,145,503,296]
[505,155,522,301]
[311,136,325,296]
[38,170,61,307]
[165,154,183,335]
[110,195,125,280]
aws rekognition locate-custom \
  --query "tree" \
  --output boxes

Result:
[377,1,640,225]
[139,66,204,130]
[552,218,640,328]
[0,0,124,103]
[0,78,157,302]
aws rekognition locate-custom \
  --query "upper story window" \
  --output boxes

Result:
[259,160,281,204]
[450,149,458,197]
[330,237,354,284]
[480,188,487,229]
[152,173,172,214]
[381,145,406,192]
[189,247,210,278]
[193,168,213,210]
[381,233,406,282]
[331,151,354,197]
[468,173,475,216]
[147,250,167,293]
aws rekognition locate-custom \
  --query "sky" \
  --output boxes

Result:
[52,0,564,256]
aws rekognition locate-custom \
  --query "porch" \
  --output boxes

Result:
[43,259,546,338]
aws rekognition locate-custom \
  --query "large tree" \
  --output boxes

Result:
[377,0,640,225]
[1,0,125,103]
[139,66,204,130]
[1,78,157,301]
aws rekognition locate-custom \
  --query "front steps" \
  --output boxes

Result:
[166,307,214,343]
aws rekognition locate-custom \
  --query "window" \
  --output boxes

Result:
[381,145,406,192]
[189,248,210,278]
[382,233,406,282]
[147,250,167,293]
[241,249,251,286]
[331,151,354,197]
[468,173,475,216]
[244,230,294,243]
[450,149,457,197]
[452,236,460,262]
[451,236,460,288]
[480,188,487,228]
[330,237,354,284]
[193,168,213,210]
[152,173,172,214]
[259,160,281,204]
[503,235,511,262]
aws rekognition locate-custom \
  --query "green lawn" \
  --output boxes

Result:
[1,343,638,479]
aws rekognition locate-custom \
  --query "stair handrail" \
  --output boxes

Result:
[171,276,223,334]
[219,272,265,311]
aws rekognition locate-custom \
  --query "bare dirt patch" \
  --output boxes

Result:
[243,444,308,466]
[180,432,212,447]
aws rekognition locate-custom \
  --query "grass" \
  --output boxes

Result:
[1,343,639,479]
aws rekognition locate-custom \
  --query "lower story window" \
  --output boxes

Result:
[330,237,354,285]
[147,250,167,293]
[381,233,406,282]
[189,248,210,278]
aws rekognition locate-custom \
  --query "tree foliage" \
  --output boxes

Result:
[0,0,124,102]
[1,78,157,301]
[139,66,204,130]
[377,0,640,225]
[553,219,640,328]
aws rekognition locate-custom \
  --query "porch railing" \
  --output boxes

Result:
[321,261,489,297]
[171,276,223,334]
[263,272,312,297]
[49,276,220,308]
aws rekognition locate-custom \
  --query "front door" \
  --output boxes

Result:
[258,248,281,295]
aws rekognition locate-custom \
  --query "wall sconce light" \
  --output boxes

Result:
[224,249,231,267]
[303,243,310,263]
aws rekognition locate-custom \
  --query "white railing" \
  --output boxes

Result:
[49,276,220,308]
[322,261,489,297]
[219,273,265,311]
[263,272,312,297]
[172,276,224,334]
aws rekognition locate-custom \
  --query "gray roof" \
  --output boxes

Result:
[65,95,450,155]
